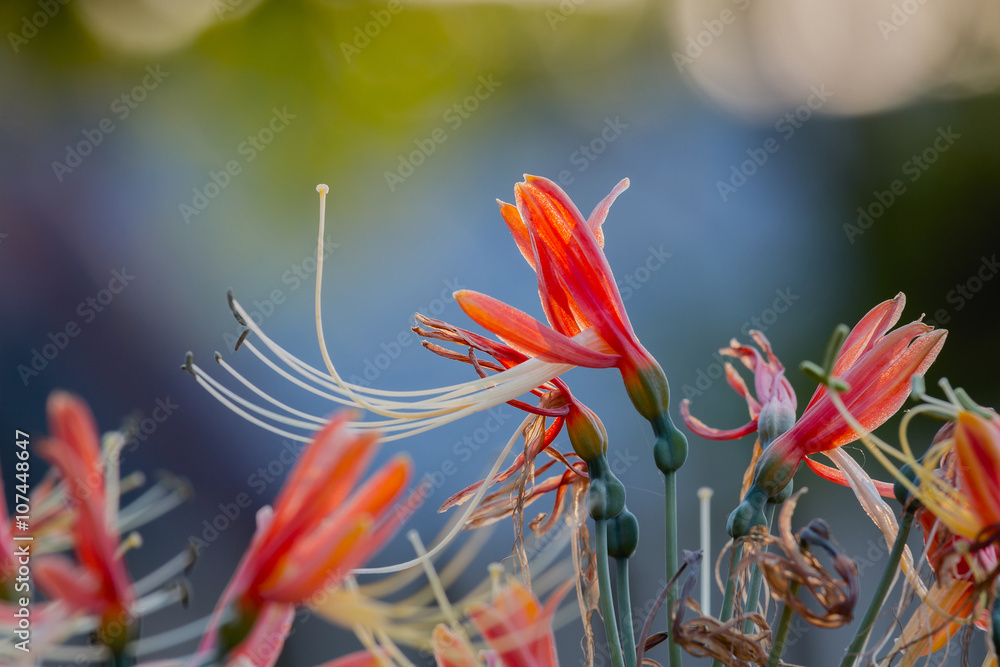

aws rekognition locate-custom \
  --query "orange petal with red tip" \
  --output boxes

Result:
[954,411,1000,529]
[803,456,895,498]
[586,177,629,248]
[455,290,619,368]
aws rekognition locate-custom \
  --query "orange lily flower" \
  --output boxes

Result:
[730,294,946,535]
[197,411,412,664]
[431,578,573,667]
[898,413,1000,661]
[34,392,136,647]
[454,175,679,441]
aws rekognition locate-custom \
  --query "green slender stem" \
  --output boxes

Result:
[742,502,776,634]
[766,540,807,667]
[766,583,799,667]
[617,558,637,667]
[663,470,682,667]
[711,541,744,667]
[596,519,626,667]
[839,511,915,667]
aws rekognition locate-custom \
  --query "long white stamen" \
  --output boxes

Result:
[134,549,196,597]
[352,416,531,574]
[214,354,328,424]
[129,615,212,657]
[697,486,713,612]
[408,531,464,637]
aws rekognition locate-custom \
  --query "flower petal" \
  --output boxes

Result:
[680,399,759,441]
[586,177,629,248]
[455,290,619,368]
[803,456,895,498]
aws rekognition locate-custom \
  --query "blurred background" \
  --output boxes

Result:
[3,0,1000,663]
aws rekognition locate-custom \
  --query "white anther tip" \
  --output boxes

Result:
[316,184,329,195]
[698,487,714,500]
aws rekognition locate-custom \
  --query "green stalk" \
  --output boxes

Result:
[663,469,682,667]
[766,539,807,667]
[839,511,915,667]
[596,518,626,667]
[766,581,799,667]
[711,541,744,667]
[617,558,637,667]
[742,502,776,634]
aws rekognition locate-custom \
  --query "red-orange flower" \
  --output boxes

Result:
[900,414,1000,658]
[729,295,946,535]
[454,176,682,451]
[431,578,572,667]
[34,392,135,646]
[197,411,412,665]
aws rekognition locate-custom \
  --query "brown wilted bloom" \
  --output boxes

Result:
[744,489,859,629]
[636,551,771,667]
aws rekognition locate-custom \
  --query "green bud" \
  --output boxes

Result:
[607,508,639,559]
[727,484,768,537]
[566,403,608,461]
[587,455,626,520]
[652,414,688,473]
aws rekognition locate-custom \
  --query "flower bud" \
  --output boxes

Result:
[587,455,626,520]
[652,414,688,474]
[566,402,608,462]
[621,352,671,424]
[607,508,639,559]
[756,395,796,450]
[727,484,769,537]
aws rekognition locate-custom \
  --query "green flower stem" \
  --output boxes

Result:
[840,511,915,667]
[596,518,627,667]
[766,582,800,667]
[663,469,682,667]
[711,541,744,667]
[742,502,776,634]
[766,539,807,667]
[617,558,637,667]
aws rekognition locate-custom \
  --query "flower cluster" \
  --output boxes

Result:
[10,174,998,667]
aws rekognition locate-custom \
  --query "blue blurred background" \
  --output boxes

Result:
[3,0,1000,663]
